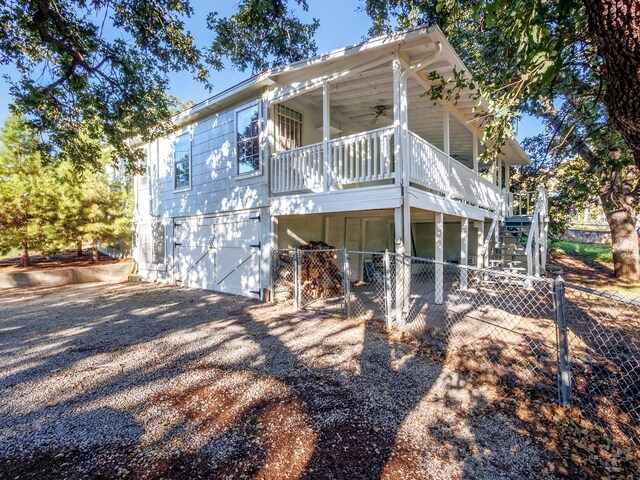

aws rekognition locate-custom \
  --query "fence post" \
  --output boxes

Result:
[383,249,393,327]
[293,248,301,311]
[343,248,351,319]
[554,276,572,407]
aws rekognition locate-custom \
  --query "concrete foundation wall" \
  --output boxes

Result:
[0,262,132,289]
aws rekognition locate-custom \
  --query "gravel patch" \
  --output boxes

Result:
[0,282,557,479]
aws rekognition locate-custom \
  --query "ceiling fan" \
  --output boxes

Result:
[353,104,392,126]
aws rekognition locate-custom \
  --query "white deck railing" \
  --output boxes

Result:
[271,142,323,194]
[271,127,501,211]
[328,126,395,187]
[408,131,500,210]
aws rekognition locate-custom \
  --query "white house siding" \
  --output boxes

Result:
[134,96,271,297]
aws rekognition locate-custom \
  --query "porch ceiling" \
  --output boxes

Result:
[293,38,529,166]
[296,60,526,166]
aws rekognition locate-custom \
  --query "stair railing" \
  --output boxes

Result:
[524,188,548,277]
[482,190,507,268]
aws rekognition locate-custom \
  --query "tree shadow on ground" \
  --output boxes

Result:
[0,282,566,479]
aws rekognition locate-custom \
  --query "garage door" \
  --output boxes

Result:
[173,213,261,297]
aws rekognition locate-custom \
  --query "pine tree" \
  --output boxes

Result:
[0,113,60,267]
[55,158,132,263]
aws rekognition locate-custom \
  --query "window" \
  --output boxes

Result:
[139,146,149,188]
[173,132,191,190]
[277,105,303,151]
[139,222,165,265]
[236,104,260,175]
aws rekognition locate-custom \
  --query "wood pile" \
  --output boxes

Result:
[273,252,294,303]
[272,242,344,303]
[299,242,344,300]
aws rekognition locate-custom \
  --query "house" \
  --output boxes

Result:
[132,24,548,300]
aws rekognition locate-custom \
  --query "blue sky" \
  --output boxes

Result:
[0,0,542,142]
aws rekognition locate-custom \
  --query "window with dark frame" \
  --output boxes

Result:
[236,104,260,174]
[173,132,190,189]
[277,105,303,151]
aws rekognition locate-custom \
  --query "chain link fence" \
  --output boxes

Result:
[563,283,640,446]
[271,248,640,445]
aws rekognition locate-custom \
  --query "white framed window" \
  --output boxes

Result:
[173,132,191,190]
[235,103,261,175]
[138,222,165,265]
[138,145,149,188]
[277,105,303,151]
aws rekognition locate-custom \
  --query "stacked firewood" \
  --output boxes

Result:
[273,252,295,303]
[299,242,344,300]
[273,242,344,302]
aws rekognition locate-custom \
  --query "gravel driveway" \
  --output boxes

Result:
[0,282,556,479]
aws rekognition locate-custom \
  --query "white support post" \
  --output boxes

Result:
[460,217,468,290]
[392,60,403,186]
[394,230,406,325]
[322,81,331,192]
[435,213,444,304]
[497,157,503,189]
[393,59,411,322]
[505,161,510,193]
[443,109,450,156]
[476,220,485,268]
[443,109,451,197]
[472,132,478,174]
[399,75,411,254]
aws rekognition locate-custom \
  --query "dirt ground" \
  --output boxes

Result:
[0,282,564,480]
[547,250,640,298]
[0,250,122,274]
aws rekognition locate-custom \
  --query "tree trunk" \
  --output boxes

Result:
[76,240,83,256]
[583,0,640,167]
[21,240,30,268]
[600,194,640,282]
[92,241,99,263]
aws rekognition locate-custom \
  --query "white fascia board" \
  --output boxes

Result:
[270,184,402,216]
[409,187,493,221]
[268,25,436,80]
[506,138,531,165]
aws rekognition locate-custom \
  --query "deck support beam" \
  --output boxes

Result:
[505,161,510,193]
[393,58,411,322]
[435,212,444,304]
[472,132,479,174]
[322,81,331,191]
[443,109,450,156]
[460,217,468,289]
[476,220,485,269]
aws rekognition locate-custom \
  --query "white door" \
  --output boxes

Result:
[173,213,261,297]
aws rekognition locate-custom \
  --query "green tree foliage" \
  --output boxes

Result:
[0,112,60,266]
[0,0,318,173]
[0,113,132,266]
[55,159,133,261]
[207,0,319,74]
[512,133,599,241]
[363,0,640,280]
